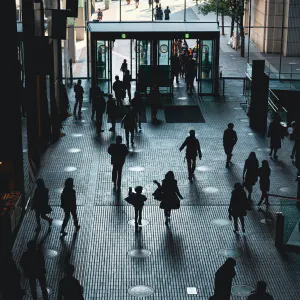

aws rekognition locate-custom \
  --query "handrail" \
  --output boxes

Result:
[268,193,300,202]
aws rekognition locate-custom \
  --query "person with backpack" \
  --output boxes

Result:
[73,79,84,118]
[223,123,238,168]
[20,241,49,300]
[60,178,80,236]
[58,264,84,300]
[126,186,147,230]
[121,107,137,147]
[31,178,53,230]
[179,130,202,182]
[228,183,248,233]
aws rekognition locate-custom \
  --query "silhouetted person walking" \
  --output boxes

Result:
[73,79,84,118]
[154,171,183,225]
[60,178,80,236]
[258,160,271,206]
[171,55,180,84]
[20,241,49,300]
[94,90,106,136]
[290,121,298,160]
[223,123,237,168]
[106,94,118,133]
[108,136,129,190]
[58,264,84,300]
[179,130,202,181]
[123,70,132,100]
[268,115,284,159]
[31,178,53,230]
[130,91,144,131]
[149,84,161,122]
[243,152,259,200]
[127,186,147,230]
[121,107,137,147]
[164,6,171,20]
[113,75,124,107]
[211,258,236,300]
[248,281,274,300]
[228,183,248,233]
[90,84,101,121]
[120,59,128,76]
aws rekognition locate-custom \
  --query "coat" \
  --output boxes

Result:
[159,179,182,210]
[128,193,147,208]
[106,99,118,117]
[228,188,248,217]
[20,249,46,278]
[58,276,84,300]
[267,121,283,149]
[94,95,106,114]
[121,112,136,130]
[223,128,237,149]
[149,89,161,108]
[179,136,201,158]
[244,158,259,187]
[31,187,49,213]
[61,188,77,212]
[108,143,129,166]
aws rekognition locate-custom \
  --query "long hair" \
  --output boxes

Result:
[64,178,74,189]
[248,151,257,162]
[165,171,175,180]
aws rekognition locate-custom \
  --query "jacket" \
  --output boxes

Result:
[108,143,129,165]
[179,136,201,158]
[61,188,77,212]
[223,129,237,148]
[121,112,136,130]
[128,193,147,208]
[20,249,46,277]
[228,188,247,217]
[31,187,49,212]
[106,99,118,117]
[159,179,182,210]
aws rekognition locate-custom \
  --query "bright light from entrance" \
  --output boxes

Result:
[121,34,126,39]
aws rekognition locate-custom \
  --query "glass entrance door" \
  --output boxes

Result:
[96,40,112,95]
[136,40,151,94]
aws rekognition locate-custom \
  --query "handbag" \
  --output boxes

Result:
[152,187,164,201]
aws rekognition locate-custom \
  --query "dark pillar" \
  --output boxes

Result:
[248,60,269,133]
[214,35,220,96]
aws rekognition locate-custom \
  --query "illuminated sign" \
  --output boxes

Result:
[121,34,126,39]
[185,33,190,39]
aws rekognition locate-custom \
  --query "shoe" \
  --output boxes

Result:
[48,219,53,227]
[109,128,113,131]
[242,228,245,233]
[60,231,68,236]
[100,130,104,133]
[269,152,272,157]
[233,229,238,233]
[139,126,142,130]
[138,221,142,226]
[75,226,80,233]
[273,155,278,159]
[165,220,169,225]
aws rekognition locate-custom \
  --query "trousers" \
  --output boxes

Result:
[28,276,48,300]
[186,156,196,178]
[61,210,79,231]
[233,216,245,231]
[35,211,51,227]
[112,164,123,187]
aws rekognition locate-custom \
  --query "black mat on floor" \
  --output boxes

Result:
[107,105,147,123]
[164,105,205,123]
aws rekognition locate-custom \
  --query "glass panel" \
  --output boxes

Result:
[158,40,169,66]
[121,0,153,21]
[136,40,151,93]
[96,40,110,94]
[201,40,213,94]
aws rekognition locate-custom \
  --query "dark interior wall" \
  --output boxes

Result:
[273,90,300,125]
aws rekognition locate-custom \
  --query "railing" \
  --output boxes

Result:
[268,89,288,126]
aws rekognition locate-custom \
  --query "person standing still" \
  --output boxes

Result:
[108,136,129,190]
[60,178,80,236]
[113,75,124,107]
[31,179,53,230]
[267,115,284,159]
[228,183,248,233]
[97,8,103,21]
[223,123,238,168]
[20,241,49,300]
[164,6,171,20]
[179,130,202,182]
[73,79,84,118]
[106,94,118,133]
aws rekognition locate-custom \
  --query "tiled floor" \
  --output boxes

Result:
[12,80,300,299]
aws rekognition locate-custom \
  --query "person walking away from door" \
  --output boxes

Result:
[149,84,161,122]
[267,114,284,159]
[106,94,118,133]
[121,107,137,147]
[130,91,144,131]
[154,171,183,225]
[243,152,259,201]
[210,258,236,300]
[97,8,103,21]
[228,182,248,233]
[60,178,80,236]
[127,186,147,230]
[171,55,180,85]
[58,264,84,300]
[94,90,106,136]
[247,281,274,300]
[123,70,132,101]
[90,84,101,121]
[164,6,171,20]
[120,59,128,77]
[179,130,202,182]
[113,75,124,107]
[73,79,84,118]
[257,160,271,206]
[20,241,49,300]
[31,178,53,231]
[223,123,238,168]
[108,136,129,190]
